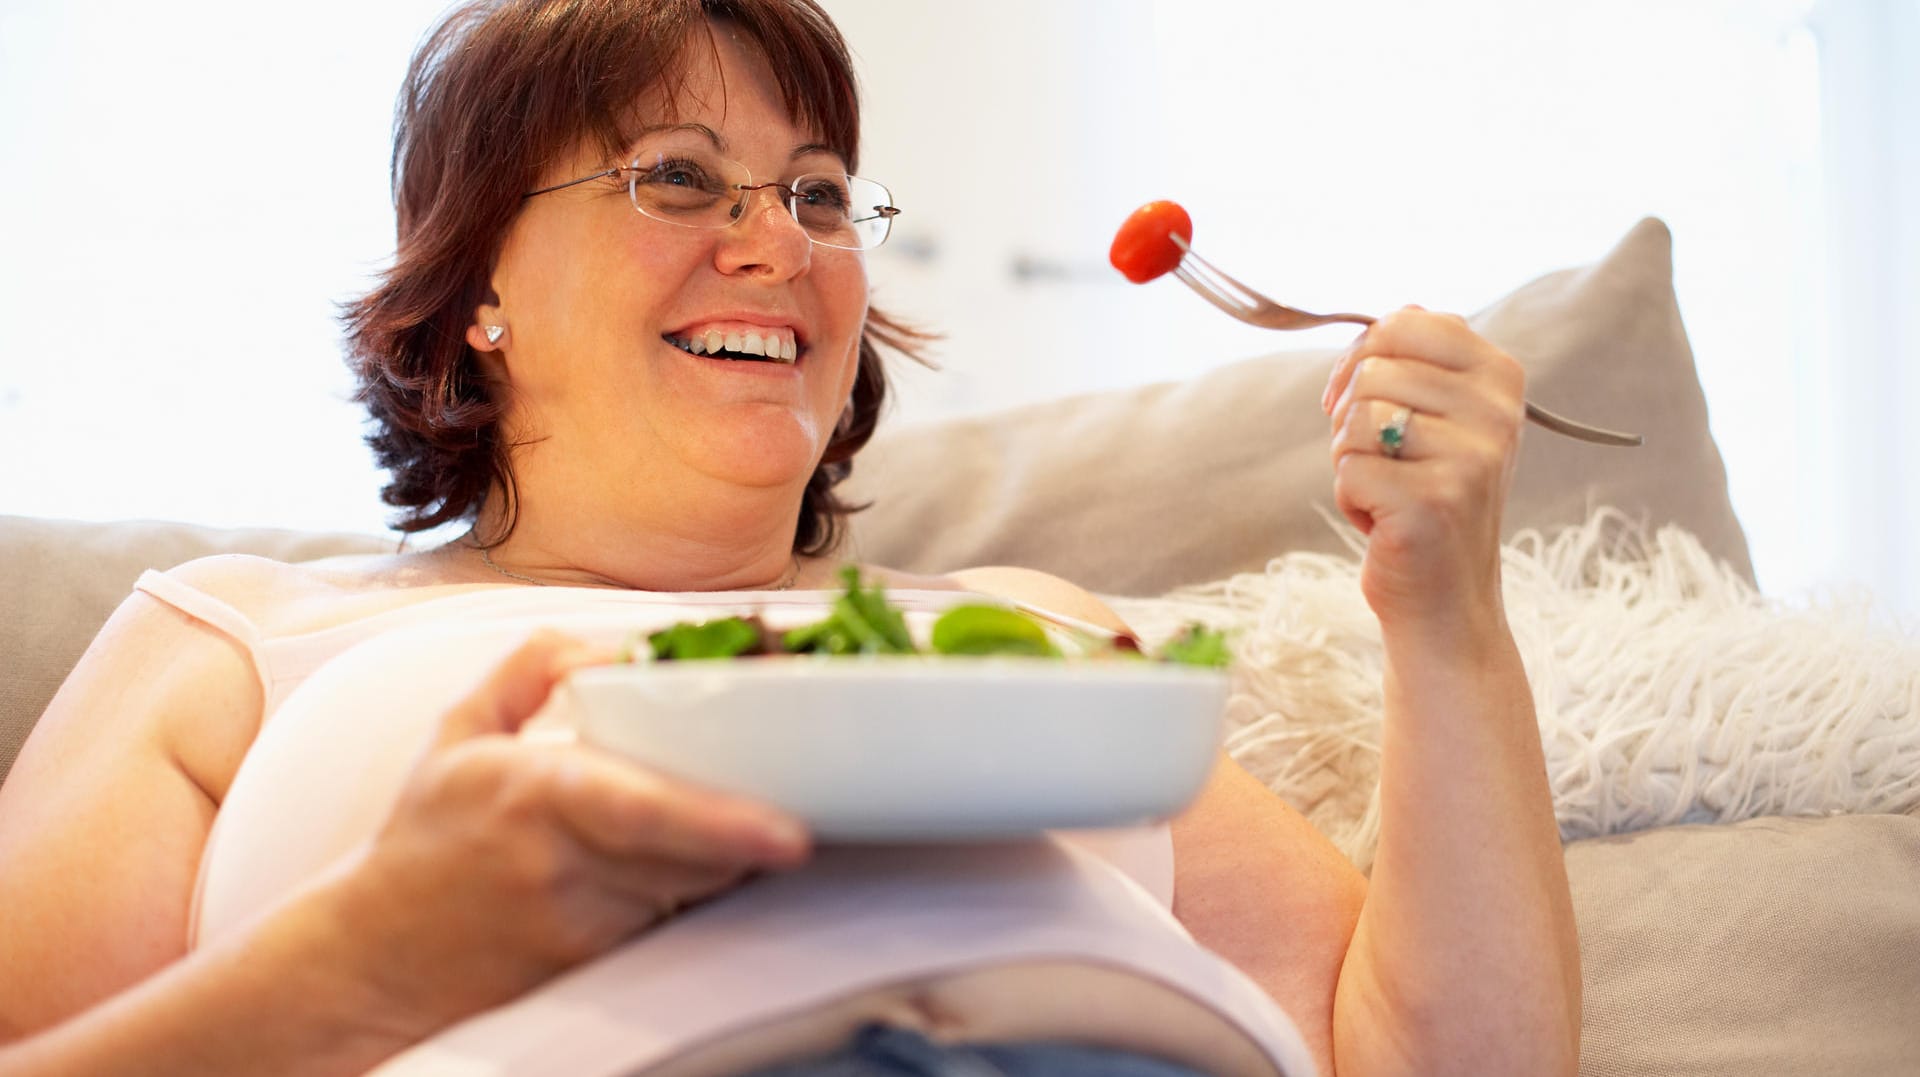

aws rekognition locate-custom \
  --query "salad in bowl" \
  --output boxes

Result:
[566,569,1232,841]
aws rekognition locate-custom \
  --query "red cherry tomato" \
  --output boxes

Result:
[1109,201,1193,283]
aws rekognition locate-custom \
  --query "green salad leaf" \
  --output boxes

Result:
[781,566,917,655]
[1156,623,1233,668]
[928,604,1062,657]
[647,616,770,660]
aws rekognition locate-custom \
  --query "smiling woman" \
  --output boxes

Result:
[0,1,1595,1075]
[341,0,918,576]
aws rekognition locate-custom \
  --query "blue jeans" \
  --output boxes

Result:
[733,1022,1217,1077]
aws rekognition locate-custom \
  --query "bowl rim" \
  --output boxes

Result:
[568,655,1230,688]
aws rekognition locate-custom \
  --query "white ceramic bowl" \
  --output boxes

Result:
[566,658,1227,841]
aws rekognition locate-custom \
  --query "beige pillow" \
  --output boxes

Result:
[842,218,1752,596]
[1568,813,1920,1075]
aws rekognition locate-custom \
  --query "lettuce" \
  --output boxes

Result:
[628,566,1230,668]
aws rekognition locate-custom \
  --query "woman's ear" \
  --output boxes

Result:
[467,319,508,351]
[468,296,507,351]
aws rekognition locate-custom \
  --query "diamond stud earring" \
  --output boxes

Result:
[484,325,505,345]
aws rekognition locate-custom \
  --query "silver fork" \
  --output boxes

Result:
[1169,234,1643,447]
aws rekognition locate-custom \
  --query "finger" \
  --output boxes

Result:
[434,631,614,747]
[1333,450,1436,536]
[592,852,756,917]
[1355,306,1482,373]
[1333,398,1460,467]
[542,747,812,870]
[1328,354,1486,437]
[1320,325,1374,415]
[1326,307,1481,417]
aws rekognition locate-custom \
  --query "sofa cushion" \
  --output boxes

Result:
[1569,812,1920,1075]
[841,217,1752,597]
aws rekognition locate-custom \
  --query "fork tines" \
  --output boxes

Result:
[1169,235,1258,320]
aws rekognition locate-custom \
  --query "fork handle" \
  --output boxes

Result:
[1522,402,1644,447]
[1342,313,1641,446]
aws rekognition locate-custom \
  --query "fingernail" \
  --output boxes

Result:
[759,816,809,858]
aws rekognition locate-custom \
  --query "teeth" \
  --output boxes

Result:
[665,327,800,364]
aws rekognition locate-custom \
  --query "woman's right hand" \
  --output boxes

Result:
[315,631,812,1032]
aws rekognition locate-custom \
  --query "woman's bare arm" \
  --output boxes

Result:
[1331,622,1578,1076]
[0,876,418,1077]
[1165,636,1575,1077]
[0,582,261,1035]
[0,567,409,1072]
[1319,308,1581,1075]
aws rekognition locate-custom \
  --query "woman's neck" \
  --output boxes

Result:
[467,480,811,592]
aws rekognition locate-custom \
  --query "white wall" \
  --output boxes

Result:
[1,0,1910,620]
[0,0,449,531]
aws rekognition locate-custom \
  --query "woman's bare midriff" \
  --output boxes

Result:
[644,959,1285,1077]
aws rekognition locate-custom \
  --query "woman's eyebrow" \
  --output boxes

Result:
[630,125,842,168]
[634,122,726,150]
[792,142,850,171]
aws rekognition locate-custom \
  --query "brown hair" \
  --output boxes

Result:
[341,0,922,554]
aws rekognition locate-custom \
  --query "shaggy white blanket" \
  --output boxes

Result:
[1111,508,1920,870]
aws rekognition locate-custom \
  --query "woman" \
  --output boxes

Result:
[0,1,1578,1074]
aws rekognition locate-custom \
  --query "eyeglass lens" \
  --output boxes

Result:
[626,148,893,251]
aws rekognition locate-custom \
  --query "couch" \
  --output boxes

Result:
[4,218,1917,1075]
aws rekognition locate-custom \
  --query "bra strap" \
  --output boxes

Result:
[133,569,274,701]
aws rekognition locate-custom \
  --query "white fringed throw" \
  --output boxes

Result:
[1110,508,1920,870]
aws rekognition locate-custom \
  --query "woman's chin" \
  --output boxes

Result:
[681,423,828,492]
[699,455,819,492]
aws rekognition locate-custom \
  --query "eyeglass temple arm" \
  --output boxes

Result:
[521,167,625,200]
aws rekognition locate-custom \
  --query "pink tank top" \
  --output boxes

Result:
[136,571,1317,1077]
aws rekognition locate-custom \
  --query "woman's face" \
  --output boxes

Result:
[478,24,868,508]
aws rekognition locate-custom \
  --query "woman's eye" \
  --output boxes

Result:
[650,166,703,188]
[797,180,851,210]
[637,157,719,191]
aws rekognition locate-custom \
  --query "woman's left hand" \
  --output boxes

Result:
[1321,306,1526,635]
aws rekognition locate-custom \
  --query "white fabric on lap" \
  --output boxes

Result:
[371,838,1315,1077]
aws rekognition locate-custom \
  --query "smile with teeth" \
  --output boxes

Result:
[665,324,800,364]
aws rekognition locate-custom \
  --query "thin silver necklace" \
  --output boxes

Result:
[476,543,801,591]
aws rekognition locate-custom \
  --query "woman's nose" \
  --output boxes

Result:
[716,187,812,278]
